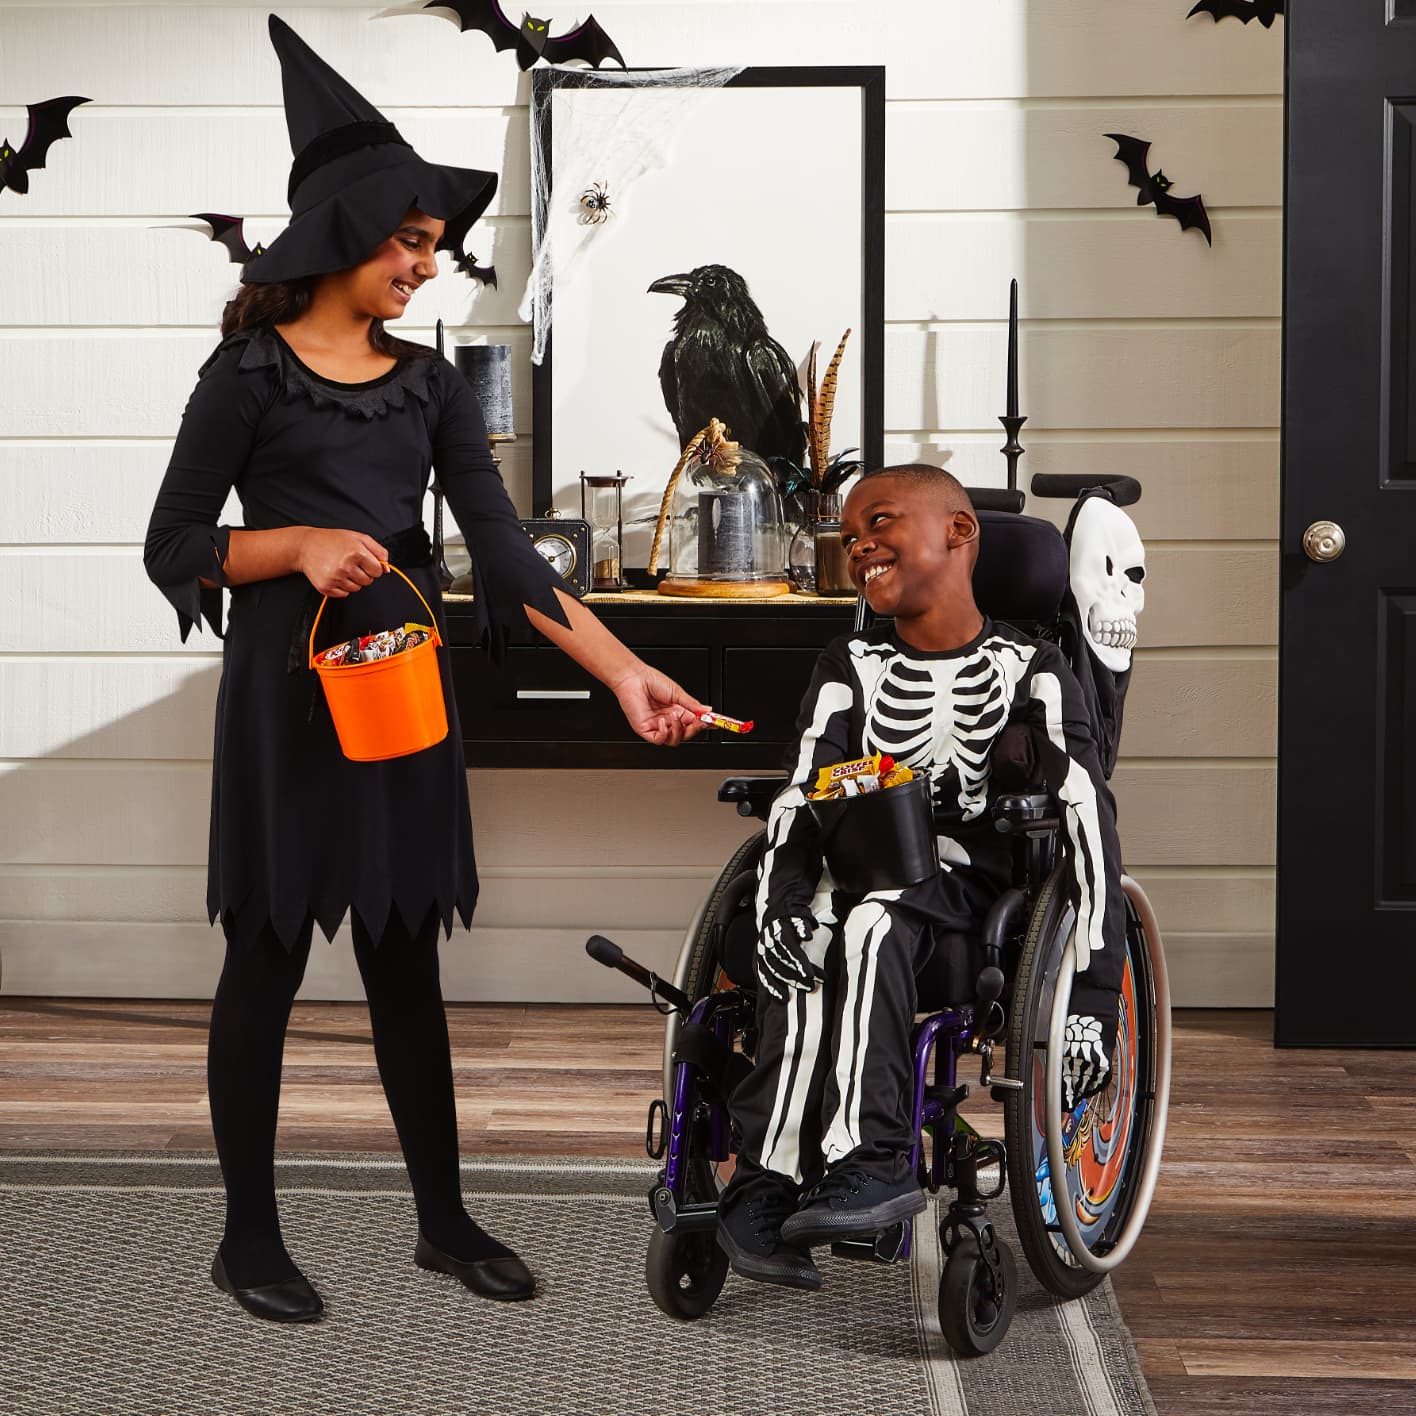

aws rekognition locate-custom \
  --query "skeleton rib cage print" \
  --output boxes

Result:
[858,634,1036,828]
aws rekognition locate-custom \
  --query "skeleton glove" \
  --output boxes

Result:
[756,914,825,1002]
[1061,981,1120,1110]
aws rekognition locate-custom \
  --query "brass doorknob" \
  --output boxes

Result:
[1302,520,1346,563]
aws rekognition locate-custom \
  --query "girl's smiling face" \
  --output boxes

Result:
[338,206,445,321]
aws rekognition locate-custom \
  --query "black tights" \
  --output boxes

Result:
[208,909,511,1288]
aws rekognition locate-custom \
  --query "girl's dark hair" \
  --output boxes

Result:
[220,280,436,360]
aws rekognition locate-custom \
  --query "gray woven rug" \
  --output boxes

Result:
[0,1153,1154,1416]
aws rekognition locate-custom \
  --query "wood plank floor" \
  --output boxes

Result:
[1,999,1411,1414]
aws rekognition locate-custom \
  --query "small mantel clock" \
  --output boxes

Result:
[519,508,592,596]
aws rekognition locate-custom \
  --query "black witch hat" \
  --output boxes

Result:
[242,15,497,283]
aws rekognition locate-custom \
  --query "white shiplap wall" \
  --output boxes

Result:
[0,1,1282,1004]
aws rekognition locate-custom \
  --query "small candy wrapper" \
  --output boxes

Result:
[315,622,434,669]
[809,753,914,801]
[700,711,754,735]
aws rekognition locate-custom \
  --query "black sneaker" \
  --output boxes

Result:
[716,1188,822,1291]
[779,1168,927,1247]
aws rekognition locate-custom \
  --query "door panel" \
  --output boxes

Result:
[1379,593,1416,905]
[1280,0,1416,1043]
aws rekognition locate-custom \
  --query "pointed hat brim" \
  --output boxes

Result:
[242,150,497,283]
[242,15,497,283]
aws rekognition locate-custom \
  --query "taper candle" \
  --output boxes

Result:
[1006,278,1018,418]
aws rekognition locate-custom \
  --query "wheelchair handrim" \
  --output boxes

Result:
[1027,911,1137,1266]
[663,834,763,1103]
[1043,878,1172,1272]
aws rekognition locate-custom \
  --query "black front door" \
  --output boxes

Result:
[1280,0,1416,1044]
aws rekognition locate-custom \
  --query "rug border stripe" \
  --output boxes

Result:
[908,1205,970,1416]
[1057,1289,1126,1416]
[0,1152,652,1176]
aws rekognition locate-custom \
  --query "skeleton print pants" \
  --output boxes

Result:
[732,865,996,1189]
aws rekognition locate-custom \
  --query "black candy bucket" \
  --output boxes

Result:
[808,774,937,893]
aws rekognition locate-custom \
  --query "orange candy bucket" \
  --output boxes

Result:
[308,563,448,762]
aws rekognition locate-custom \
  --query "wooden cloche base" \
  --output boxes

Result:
[656,575,793,599]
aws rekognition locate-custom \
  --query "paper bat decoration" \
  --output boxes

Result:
[0,96,89,196]
[191,212,267,264]
[1104,134,1212,245]
[454,251,498,286]
[424,0,625,69]
[1187,0,1283,26]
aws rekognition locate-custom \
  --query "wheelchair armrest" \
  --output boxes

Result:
[992,793,1059,836]
[718,775,786,820]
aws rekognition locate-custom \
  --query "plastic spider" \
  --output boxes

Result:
[578,180,612,225]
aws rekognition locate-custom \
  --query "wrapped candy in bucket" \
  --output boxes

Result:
[308,564,448,762]
[807,757,936,892]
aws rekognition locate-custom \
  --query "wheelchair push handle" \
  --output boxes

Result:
[585,935,693,1014]
[1030,472,1141,507]
[962,486,1026,515]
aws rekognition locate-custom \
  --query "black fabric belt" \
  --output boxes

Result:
[288,524,433,675]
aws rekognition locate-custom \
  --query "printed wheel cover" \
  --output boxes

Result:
[1030,937,1142,1264]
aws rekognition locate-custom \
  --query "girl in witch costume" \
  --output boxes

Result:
[143,16,708,1323]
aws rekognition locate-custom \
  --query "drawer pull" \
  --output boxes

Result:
[516,689,592,701]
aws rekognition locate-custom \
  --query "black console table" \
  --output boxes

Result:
[443,592,858,769]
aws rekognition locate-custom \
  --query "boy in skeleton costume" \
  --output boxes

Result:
[717,466,1126,1291]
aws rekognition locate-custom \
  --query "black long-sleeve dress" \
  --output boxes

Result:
[144,323,570,952]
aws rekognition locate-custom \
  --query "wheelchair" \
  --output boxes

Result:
[587,472,1172,1356]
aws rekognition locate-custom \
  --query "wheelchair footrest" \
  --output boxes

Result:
[830,1222,909,1265]
[650,1184,719,1235]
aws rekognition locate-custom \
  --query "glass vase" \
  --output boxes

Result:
[787,516,818,592]
[814,493,852,595]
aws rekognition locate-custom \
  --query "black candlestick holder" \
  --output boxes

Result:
[431,477,455,591]
[998,413,1027,494]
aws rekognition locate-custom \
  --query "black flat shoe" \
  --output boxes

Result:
[211,1249,324,1323]
[414,1233,536,1302]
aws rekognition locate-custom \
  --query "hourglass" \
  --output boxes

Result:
[580,471,629,591]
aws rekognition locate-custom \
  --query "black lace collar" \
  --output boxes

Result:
[231,324,438,420]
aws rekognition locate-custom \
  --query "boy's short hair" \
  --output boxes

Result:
[856,462,975,516]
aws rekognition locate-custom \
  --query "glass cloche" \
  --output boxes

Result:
[653,421,789,598]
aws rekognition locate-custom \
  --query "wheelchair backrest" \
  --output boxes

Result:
[972,510,1069,630]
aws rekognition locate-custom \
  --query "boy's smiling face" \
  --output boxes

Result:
[841,473,980,621]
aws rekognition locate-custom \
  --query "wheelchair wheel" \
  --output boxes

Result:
[1003,868,1171,1297]
[646,1223,729,1321]
[662,832,765,1104]
[939,1235,1018,1357]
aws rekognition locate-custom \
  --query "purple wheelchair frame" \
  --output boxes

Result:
[649,989,1002,1264]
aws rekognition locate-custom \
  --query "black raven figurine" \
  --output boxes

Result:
[648,264,805,464]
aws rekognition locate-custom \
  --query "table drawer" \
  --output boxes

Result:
[722,647,822,746]
[452,645,713,743]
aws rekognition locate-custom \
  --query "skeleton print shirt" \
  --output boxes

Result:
[757,619,1126,994]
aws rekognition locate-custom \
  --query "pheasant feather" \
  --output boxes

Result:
[813,329,851,487]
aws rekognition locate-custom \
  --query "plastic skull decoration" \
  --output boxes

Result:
[1069,497,1146,673]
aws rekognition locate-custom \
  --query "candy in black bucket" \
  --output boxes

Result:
[809,772,936,893]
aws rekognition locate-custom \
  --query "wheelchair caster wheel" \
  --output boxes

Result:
[939,1235,1017,1356]
[646,1225,728,1321]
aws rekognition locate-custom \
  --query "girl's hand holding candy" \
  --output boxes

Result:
[610,661,710,746]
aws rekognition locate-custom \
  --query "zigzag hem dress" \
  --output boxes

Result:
[143,323,571,953]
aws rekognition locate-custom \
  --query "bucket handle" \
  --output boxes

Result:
[308,563,443,671]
